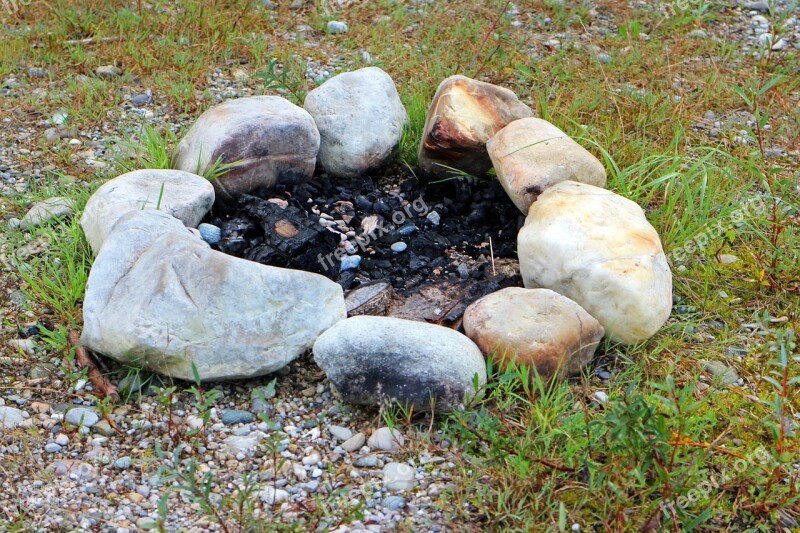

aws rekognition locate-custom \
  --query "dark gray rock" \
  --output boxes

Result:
[313,315,486,411]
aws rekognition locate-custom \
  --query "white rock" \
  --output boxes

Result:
[517,181,672,344]
[463,287,604,379]
[65,407,100,428]
[20,197,74,230]
[223,433,264,455]
[96,65,122,78]
[304,67,408,178]
[0,406,27,429]
[8,338,36,355]
[80,169,215,255]
[368,427,405,451]
[487,117,606,214]
[341,432,366,452]
[328,425,354,442]
[173,96,320,203]
[383,462,416,491]
[81,210,346,381]
[593,391,609,404]
[313,316,486,411]
[259,486,289,505]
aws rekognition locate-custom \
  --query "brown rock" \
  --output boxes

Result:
[487,117,606,214]
[418,75,532,177]
[463,287,604,379]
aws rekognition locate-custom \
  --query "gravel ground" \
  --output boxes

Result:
[1,1,799,531]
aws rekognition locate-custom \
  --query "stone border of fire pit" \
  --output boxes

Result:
[78,69,673,413]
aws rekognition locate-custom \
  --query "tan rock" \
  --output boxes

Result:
[463,287,604,379]
[418,75,532,177]
[487,117,606,213]
[517,181,672,344]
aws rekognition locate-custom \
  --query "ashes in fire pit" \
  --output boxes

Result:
[204,171,524,297]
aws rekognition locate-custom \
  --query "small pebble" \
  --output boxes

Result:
[45,443,61,453]
[8,338,36,355]
[383,462,416,491]
[398,223,417,236]
[702,360,739,386]
[355,455,378,468]
[327,21,348,34]
[221,409,254,425]
[426,211,441,226]
[96,65,122,78]
[114,456,132,470]
[198,223,222,245]
[592,391,609,404]
[390,242,407,253]
[328,425,354,441]
[65,407,100,428]
[342,432,366,452]
[382,495,406,510]
[131,93,152,106]
[340,255,362,271]
[368,427,404,451]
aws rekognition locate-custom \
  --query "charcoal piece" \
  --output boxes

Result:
[239,197,339,270]
[338,271,357,290]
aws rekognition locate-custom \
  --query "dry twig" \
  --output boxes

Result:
[69,330,119,402]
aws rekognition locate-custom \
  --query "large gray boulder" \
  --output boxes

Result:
[517,181,672,344]
[313,315,486,411]
[487,117,607,214]
[80,169,214,255]
[82,210,345,381]
[304,67,408,178]
[173,96,320,203]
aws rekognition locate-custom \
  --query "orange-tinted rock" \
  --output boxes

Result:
[418,75,532,177]
[463,287,604,380]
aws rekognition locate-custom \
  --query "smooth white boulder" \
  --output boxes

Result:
[80,169,214,255]
[304,67,408,178]
[517,181,672,344]
[81,210,345,381]
[313,315,486,411]
[173,96,320,202]
[463,287,604,379]
[487,117,607,214]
